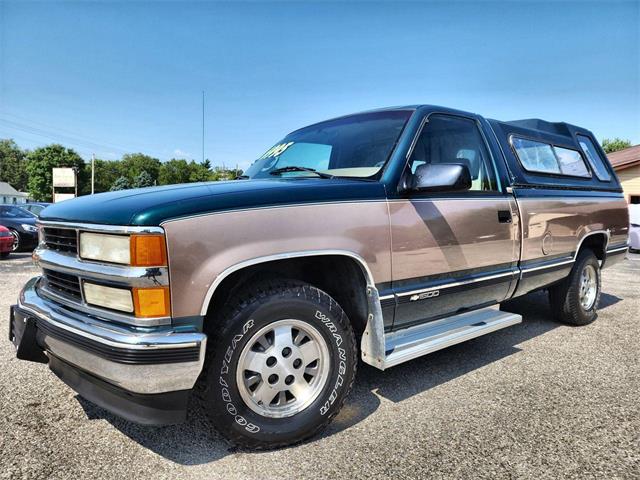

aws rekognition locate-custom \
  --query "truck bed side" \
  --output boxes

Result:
[487,119,629,298]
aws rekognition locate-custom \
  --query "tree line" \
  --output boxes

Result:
[0,139,243,202]
[0,137,635,202]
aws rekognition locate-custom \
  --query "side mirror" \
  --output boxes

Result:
[406,163,472,193]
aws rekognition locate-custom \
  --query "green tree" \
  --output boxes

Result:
[188,160,215,182]
[118,153,161,184]
[158,159,191,185]
[158,159,217,184]
[0,139,29,192]
[601,138,632,154]
[133,170,154,188]
[80,158,122,194]
[211,165,242,181]
[26,144,84,201]
[110,176,131,191]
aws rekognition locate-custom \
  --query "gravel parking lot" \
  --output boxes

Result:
[1,252,638,479]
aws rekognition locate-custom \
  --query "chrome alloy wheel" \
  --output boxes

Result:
[236,319,330,418]
[579,264,598,310]
[9,230,19,252]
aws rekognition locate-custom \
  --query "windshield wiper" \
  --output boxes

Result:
[269,166,334,179]
[235,175,250,180]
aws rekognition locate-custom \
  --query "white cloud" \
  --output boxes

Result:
[173,149,191,158]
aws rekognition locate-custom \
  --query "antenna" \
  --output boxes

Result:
[202,90,205,164]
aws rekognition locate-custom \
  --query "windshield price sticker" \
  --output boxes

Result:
[259,142,294,160]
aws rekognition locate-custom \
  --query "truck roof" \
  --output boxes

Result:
[500,118,579,138]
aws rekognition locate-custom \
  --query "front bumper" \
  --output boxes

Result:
[11,277,207,424]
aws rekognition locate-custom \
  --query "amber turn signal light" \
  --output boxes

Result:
[133,287,171,318]
[130,234,167,267]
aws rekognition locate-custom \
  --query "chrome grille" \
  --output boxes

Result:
[42,268,82,301]
[42,227,77,254]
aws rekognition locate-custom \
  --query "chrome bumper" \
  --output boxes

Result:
[18,277,207,395]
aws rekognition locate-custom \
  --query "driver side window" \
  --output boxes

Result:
[408,115,499,192]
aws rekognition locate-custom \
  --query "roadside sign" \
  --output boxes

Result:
[52,168,76,187]
[54,193,75,203]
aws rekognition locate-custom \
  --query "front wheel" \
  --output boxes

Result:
[201,280,358,449]
[549,249,601,325]
[9,229,21,252]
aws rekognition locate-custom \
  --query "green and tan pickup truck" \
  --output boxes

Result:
[10,105,629,448]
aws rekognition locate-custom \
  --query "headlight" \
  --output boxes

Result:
[80,232,130,264]
[79,232,167,266]
[21,224,38,232]
[83,282,134,312]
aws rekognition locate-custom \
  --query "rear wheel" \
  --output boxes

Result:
[200,280,358,449]
[549,249,601,325]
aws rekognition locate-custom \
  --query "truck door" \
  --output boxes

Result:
[390,113,520,329]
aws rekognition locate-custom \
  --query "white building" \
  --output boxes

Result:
[0,182,28,204]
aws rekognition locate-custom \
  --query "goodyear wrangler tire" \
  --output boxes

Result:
[549,249,601,326]
[202,280,357,449]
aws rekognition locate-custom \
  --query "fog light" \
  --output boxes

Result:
[83,282,134,313]
[133,287,170,317]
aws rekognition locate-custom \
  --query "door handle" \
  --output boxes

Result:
[497,210,512,223]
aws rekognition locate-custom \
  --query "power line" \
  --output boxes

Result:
[0,111,139,153]
[0,117,168,160]
[0,110,117,143]
[0,118,130,154]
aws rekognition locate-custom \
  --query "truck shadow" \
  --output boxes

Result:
[598,292,623,309]
[76,291,601,464]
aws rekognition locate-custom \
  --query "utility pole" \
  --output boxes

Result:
[91,153,95,194]
[202,91,205,164]
[73,167,78,198]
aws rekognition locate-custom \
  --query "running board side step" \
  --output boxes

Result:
[365,307,522,370]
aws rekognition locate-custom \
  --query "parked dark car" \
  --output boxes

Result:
[22,202,51,217]
[0,205,39,252]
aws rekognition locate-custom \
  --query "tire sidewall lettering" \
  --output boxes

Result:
[219,319,259,434]
[314,310,347,416]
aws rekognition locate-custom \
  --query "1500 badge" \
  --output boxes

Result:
[410,290,440,302]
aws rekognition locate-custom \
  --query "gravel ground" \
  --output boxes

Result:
[0,252,639,479]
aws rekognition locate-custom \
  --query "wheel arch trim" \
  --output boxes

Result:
[574,229,610,261]
[199,249,378,316]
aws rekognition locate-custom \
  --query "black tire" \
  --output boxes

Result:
[200,280,357,449]
[549,249,601,326]
[0,251,9,259]
[9,229,20,252]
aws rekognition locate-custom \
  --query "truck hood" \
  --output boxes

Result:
[39,178,386,226]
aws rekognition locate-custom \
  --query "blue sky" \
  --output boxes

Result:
[0,1,638,170]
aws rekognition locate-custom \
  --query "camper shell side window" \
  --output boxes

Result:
[510,136,591,179]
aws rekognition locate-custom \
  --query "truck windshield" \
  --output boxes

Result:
[244,110,412,179]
